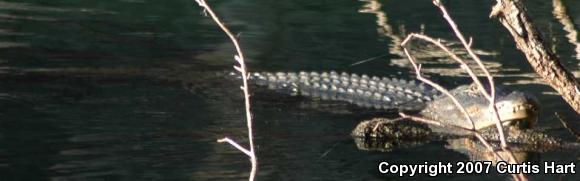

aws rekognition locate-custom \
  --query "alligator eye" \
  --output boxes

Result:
[507,119,533,129]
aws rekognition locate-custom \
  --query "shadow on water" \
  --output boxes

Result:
[0,0,578,180]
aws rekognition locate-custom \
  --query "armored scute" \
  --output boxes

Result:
[249,71,438,111]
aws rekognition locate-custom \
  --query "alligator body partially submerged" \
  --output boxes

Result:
[249,71,539,134]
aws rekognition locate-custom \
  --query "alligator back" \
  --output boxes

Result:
[248,71,439,111]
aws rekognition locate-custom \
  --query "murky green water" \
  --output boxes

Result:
[0,0,578,180]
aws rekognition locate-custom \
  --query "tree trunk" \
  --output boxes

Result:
[490,0,580,114]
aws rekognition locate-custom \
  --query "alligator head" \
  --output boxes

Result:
[493,91,539,129]
[420,83,539,133]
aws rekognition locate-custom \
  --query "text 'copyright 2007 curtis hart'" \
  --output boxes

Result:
[378,161,576,176]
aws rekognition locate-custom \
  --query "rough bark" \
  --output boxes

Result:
[490,0,580,114]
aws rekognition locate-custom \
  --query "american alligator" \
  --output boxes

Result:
[248,71,539,134]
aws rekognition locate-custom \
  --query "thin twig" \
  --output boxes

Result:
[555,112,580,140]
[194,0,258,180]
[218,137,253,157]
[432,0,494,100]
[349,53,389,66]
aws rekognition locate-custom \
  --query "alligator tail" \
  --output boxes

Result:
[247,71,440,111]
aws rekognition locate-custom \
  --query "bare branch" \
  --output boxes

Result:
[401,2,530,180]
[492,0,580,113]
[194,0,258,180]
[399,38,525,179]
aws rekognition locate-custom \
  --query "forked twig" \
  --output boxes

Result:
[400,38,518,163]
[401,36,524,180]
[399,1,527,180]
[428,5,524,179]
[432,0,508,149]
[194,0,258,180]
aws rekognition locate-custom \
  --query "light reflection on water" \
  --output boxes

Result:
[0,0,578,180]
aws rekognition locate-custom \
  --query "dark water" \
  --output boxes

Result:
[0,0,578,180]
